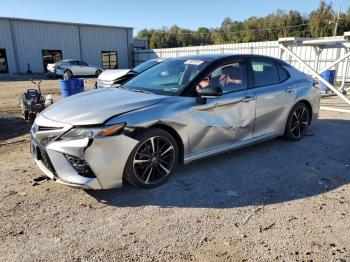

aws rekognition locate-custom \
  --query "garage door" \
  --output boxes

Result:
[0,49,9,74]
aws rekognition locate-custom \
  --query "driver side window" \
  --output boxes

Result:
[197,61,247,94]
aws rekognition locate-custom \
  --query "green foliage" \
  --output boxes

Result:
[136,1,350,48]
[308,0,335,37]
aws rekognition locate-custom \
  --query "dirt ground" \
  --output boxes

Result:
[0,79,349,262]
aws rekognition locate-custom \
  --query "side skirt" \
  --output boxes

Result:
[184,131,282,165]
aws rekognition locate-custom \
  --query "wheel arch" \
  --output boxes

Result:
[295,99,313,122]
[151,124,185,165]
[282,99,313,135]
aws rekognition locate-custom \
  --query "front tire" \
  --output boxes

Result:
[284,102,311,141]
[124,128,179,188]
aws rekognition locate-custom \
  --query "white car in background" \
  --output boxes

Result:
[47,59,103,79]
[95,59,163,88]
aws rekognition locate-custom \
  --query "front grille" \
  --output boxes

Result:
[32,124,63,145]
[64,154,96,178]
[33,139,56,175]
[38,126,63,131]
[31,123,66,176]
[41,136,57,146]
[40,149,56,174]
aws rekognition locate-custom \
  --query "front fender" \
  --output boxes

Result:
[105,97,194,157]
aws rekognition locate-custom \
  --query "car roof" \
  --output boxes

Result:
[172,54,289,65]
[173,54,230,61]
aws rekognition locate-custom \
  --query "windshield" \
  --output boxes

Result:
[132,60,161,73]
[122,59,209,95]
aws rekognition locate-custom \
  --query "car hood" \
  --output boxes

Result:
[98,69,131,81]
[42,88,167,126]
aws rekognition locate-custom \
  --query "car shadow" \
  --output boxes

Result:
[0,117,32,141]
[86,118,350,208]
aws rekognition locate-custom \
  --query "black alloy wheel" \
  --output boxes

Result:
[125,129,179,188]
[284,102,311,141]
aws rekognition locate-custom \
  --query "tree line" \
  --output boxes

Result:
[136,1,350,49]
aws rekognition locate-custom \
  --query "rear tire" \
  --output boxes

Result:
[284,102,311,141]
[124,128,179,188]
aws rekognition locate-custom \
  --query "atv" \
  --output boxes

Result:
[19,80,52,122]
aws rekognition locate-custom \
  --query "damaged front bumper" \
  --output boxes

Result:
[31,116,139,190]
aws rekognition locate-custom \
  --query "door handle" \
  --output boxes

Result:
[240,96,256,102]
[285,88,294,93]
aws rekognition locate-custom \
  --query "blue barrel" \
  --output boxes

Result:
[320,70,336,91]
[59,78,85,97]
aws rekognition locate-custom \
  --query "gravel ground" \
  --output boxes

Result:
[0,80,349,261]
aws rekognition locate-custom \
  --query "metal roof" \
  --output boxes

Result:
[0,16,133,30]
[278,32,350,48]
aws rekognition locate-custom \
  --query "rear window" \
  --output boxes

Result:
[251,58,280,87]
[277,63,289,82]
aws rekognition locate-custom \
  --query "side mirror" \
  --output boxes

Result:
[196,85,222,104]
[197,85,223,97]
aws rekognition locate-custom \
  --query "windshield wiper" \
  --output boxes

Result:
[130,89,154,94]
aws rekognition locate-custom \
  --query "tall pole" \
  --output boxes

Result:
[334,1,342,36]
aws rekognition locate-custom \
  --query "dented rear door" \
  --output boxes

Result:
[187,89,256,155]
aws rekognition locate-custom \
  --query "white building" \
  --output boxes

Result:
[0,17,133,74]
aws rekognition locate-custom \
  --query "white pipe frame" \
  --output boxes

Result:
[279,43,350,105]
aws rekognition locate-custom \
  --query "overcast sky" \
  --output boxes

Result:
[1,0,346,34]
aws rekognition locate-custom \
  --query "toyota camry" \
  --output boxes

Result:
[31,55,321,189]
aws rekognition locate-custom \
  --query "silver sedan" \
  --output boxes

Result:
[31,55,321,189]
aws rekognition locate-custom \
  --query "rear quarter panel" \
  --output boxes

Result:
[285,66,321,121]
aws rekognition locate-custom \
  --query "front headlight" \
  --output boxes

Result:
[60,123,126,140]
